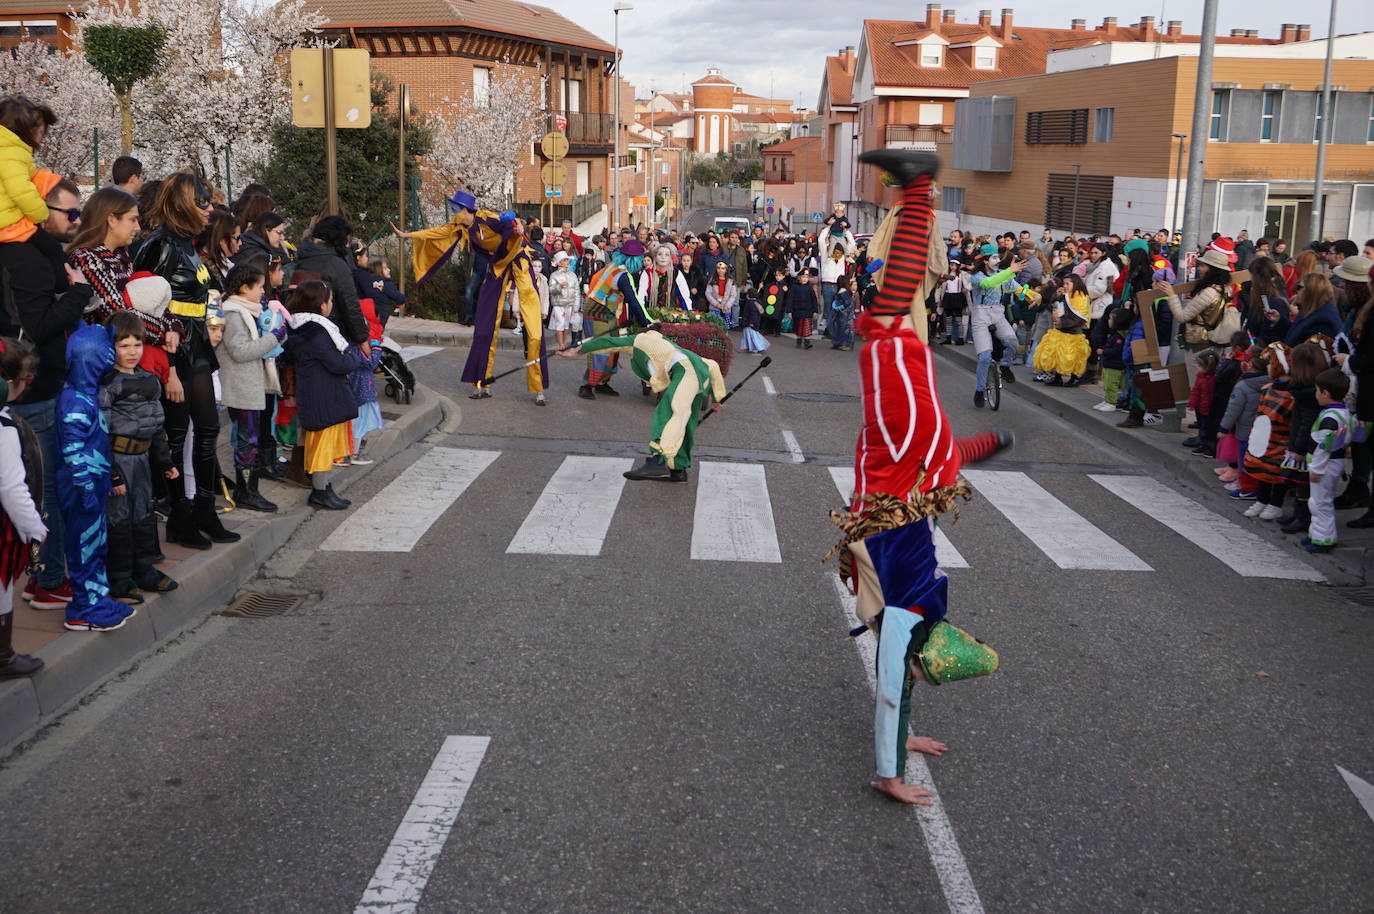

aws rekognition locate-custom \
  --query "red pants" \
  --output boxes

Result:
[796,317,812,339]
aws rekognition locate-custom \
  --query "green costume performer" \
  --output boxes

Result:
[577,329,726,482]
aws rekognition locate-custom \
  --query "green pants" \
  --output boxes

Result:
[1101,367,1123,406]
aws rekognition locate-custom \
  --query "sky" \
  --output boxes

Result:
[542,0,1374,108]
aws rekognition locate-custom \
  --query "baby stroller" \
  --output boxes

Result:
[378,336,416,405]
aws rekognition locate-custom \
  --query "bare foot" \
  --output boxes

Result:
[905,736,948,757]
[870,776,934,805]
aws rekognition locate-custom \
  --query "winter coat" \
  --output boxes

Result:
[1221,371,1268,439]
[132,228,209,310]
[99,367,172,479]
[1285,303,1342,346]
[817,226,856,284]
[1123,319,1146,368]
[1084,258,1120,319]
[697,247,730,282]
[1187,371,1216,415]
[1345,320,1374,420]
[0,125,47,229]
[281,319,367,431]
[0,229,92,403]
[679,265,707,311]
[218,295,282,411]
[1166,284,1232,346]
[705,278,738,314]
[724,243,750,287]
[1240,286,1290,344]
[785,280,818,318]
[1099,327,1127,370]
[233,229,285,267]
[548,267,581,312]
[292,238,369,344]
[1287,383,1321,456]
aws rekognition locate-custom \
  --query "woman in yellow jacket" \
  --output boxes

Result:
[1033,274,1093,386]
[0,96,58,243]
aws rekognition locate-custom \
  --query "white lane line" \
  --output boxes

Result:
[506,456,633,556]
[781,429,805,464]
[827,466,968,569]
[1337,765,1374,827]
[828,576,985,914]
[356,735,490,914]
[762,374,777,396]
[1089,474,1326,582]
[962,469,1152,571]
[320,447,500,553]
[690,462,782,563]
[396,345,444,361]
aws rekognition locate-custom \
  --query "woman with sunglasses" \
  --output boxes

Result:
[198,208,241,292]
[132,173,238,549]
[236,210,288,268]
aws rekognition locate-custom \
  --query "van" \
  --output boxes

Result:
[712,216,751,237]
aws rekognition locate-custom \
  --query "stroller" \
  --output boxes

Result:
[378,336,416,405]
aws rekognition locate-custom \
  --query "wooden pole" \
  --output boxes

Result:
[324,46,339,215]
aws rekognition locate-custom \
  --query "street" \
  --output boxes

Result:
[2,338,1372,913]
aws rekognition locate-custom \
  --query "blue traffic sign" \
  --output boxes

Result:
[812,212,824,221]
[766,198,776,206]
[766,206,774,214]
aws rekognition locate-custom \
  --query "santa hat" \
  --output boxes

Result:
[123,272,172,318]
[1207,236,1237,267]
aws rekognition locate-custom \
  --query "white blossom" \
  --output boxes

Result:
[424,65,542,209]
[0,40,120,181]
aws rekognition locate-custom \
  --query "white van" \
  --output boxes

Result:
[712,216,751,237]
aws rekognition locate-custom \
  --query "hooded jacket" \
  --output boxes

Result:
[57,325,115,514]
[0,125,47,229]
[281,318,366,431]
[292,238,369,344]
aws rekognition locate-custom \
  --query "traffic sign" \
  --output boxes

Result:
[766,197,776,205]
[541,132,569,160]
[812,212,824,222]
[290,48,372,129]
[766,206,774,214]
[540,162,567,186]
[554,113,568,131]
[545,187,563,198]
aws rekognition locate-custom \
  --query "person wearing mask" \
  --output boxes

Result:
[0,177,89,608]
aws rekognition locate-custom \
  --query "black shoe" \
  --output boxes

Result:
[595,382,619,397]
[1347,507,1374,528]
[165,499,211,550]
[1280,503,1310,534]
[193,495,240,543]
[308,484,351,510]
[974,390,986,409]
[1192,444,1216,457]
[1000,365,1016,384]
[624,456,672,481]
[795,339,803,348]
[1187,421,1200,429]
[955,340,966,345]
[1335,479,1371,510]
[668,468,689,483]
[1182,436,1201,448]
[233,471,278,513]
[940,338,951,345]
[857,149,940,186]
[1118,413,1144,429]
[0,613,42,678]
[1046,376,1064,386]
[803,340,813,350]
[135,570,178,593]
[578,384,596,400]
[1065,375,1082,387]
[258,460,284,481]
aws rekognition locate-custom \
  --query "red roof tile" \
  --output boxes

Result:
[825,54,855,107]
[762,136,820,155]
[304,0,613,52]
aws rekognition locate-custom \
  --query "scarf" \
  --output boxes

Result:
[289,311,349,352]
[674,271,693,310]
[716,278,728,297]
[224,294,282,396]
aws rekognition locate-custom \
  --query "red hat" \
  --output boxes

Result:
[1207,236,1237,267]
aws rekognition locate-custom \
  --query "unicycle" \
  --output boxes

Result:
[986,337,1003,411]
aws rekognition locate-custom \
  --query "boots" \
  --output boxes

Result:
[1349,505,1374,529]
[233,469,278,513]
[1279,500,1310,535]
[0,612,43,678]
[193,494,241,543]
[1334,478,1371,510]
[1117,409,1145,429]
[164,497,211,550]
[308,484,351,510]
[857,149,940,185]
[578,384,596,400]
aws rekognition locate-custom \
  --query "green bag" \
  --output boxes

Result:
[916,621,1000,685]
[781,313,794,333]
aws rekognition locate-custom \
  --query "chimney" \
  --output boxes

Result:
[943,8,956,23]
[1279,23,1295,42]
[1071,18,1086,30]
[1247,29,1260,38]
[978,9,992,27]
[926,2,941,31]
[1166,20,1183,37]
[1297,23,1311,41]
[1229,28,1246,37]
[1101,16,1117,35]
[1138,15,1156,40]
[1000,8,1014,39]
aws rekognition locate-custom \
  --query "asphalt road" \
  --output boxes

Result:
[2,333,1372,913]
[682,206,754,236]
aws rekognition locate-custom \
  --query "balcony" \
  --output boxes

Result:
[515,189,603,228]
[546,111,615,150]
[885,124,949,150]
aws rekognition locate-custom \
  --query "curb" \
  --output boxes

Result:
[933,345,1371,586]
[0,383,448,754]
[387,325,528,352]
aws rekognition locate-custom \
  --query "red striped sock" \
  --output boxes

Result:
[870,175,935,319]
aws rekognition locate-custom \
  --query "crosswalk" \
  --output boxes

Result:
[318,446,1325,582]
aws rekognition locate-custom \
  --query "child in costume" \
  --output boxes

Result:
[577,239,651,401]
[346,300,385,460]
[1033,275,1089,385]
[829,276,858,351]
[547,251,582,351]
[1094,307,1132,411]
[0,96,57,244]
[560,328,726,483]
[1242,342,1296,520]
[219,263,289,510]
[1305,369,1355,552]
[1276,342,1329,534]
[57,324,136,631]
[1,337,47,676]
[787,268,819,349]
[826,150,1006,805]
[100,312,180,599]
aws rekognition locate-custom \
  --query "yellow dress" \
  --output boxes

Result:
[1033,292,1091,377]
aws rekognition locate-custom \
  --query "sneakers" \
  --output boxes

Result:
[1258,504,1284,521]
[595,382,619,397]
[1143,412,1164,426]
[1229,488,1258,500]
[1243,502,1266,517]
[1091,401,1117,412]
[26,579,73,610]
[350,455,375,466]
[534,393,547,407]
[64,602,135,632]
[1224,481,1241,493]
[1218,468,1239,482]
[974,390,986,409]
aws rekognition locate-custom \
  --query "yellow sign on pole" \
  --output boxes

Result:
[290,48,373,129]
[540,162,567,186]
[540,131,569,161]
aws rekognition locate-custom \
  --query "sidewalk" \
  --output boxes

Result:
[387,315,525,351]
[934,343,1374,586]
[0,384,451,752]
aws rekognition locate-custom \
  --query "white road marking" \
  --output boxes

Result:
[320,447,499,553]
[1088,474,1326,582]
[962,469,1152,571]
[506,456,633,556]
[690,462,781,563]
[828,576,985,914]
[396,345,443,362]
[1337,765,1374,826]
[827,466,969,569]
[355,735,490,914]
[762,374,777,396]
[781,429,805,464]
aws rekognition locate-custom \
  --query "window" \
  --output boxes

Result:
[941,186,965,213]
[560,78,582,113]
[1261,91,1281,141]
[1094,107,1114,143]
[1025,109,1089,145]
[1314,93,1325,142]
[1209,89,1230,141]
[918,103,943,126]
[919,44,943,67]
[473,66,491,107]
[974,48,996,69]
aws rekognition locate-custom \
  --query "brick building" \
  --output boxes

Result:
[761,136,826,232]
[0,0,75,52]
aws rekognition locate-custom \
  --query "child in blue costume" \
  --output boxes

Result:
[58,324,135,631]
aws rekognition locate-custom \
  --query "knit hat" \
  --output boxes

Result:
[122,271,172,318]
[1334,255,1373,283]
[1119,237,1149,264]
[552,251,571,267]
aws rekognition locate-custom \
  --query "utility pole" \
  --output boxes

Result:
[323,45,338,215]
[1309,0,1339,243]
[1180,0,1219,276]
[397,83,409,296]
[648,86,656,229]
[612,3,633,235]
[1170,133,1186,265]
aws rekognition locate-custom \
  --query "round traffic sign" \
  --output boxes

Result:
[540,162,567,186]
[541,132,569,160]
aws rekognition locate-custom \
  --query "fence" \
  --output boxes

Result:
[514,188,603,228]
[688,185,752,209]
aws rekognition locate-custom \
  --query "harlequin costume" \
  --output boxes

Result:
[575,329,725,482]
[56,325,136,631]
[825,150,1004,791]
[408,191,546,397]
[578,241,651,400]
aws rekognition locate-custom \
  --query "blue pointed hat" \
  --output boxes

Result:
[449,190,477,213]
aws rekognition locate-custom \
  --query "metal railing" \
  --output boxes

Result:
[514,189,603,229]
[885,124,947,149]
[547,111,615,145]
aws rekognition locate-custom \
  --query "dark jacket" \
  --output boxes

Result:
[1287,383,1321,456]
[679,265,707,310]
[1099,327,1127,370]
[785,280,818,318]
[234,229,285,267]
[132,228,209,307]
[1346,323,1374,420]
[1240,284,1290,344]
[698,247,729,281]
[1285,303,1342,346]
[0,231,93,403]
[292,239,369,344]
[281,319,367,431]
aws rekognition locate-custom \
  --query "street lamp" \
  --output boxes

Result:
[1170,133,1187,266]
[1067,162,1082,236]
[612,2,633,235]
